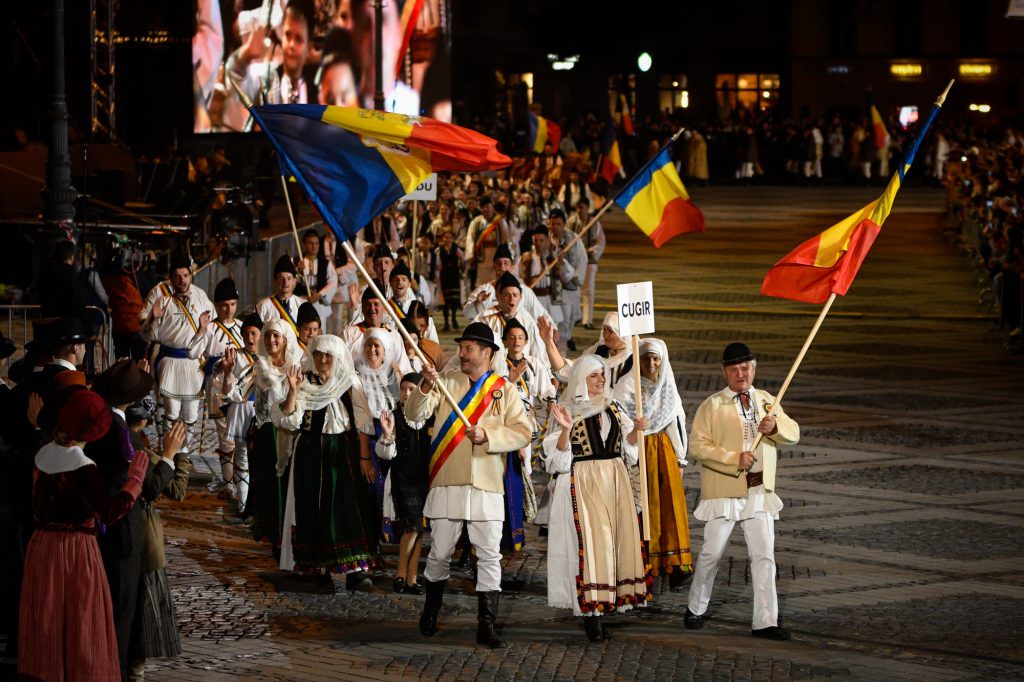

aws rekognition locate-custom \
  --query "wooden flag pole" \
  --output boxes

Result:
[340,239,471,427]
[410,200,419,277]
[529,126,688,288]
[748,292,836,456]
[280,175,305,258]
[631,334,651,541]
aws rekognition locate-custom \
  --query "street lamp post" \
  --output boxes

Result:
[43,0,77,229]
[374,0,385,111]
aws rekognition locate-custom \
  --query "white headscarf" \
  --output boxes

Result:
[256,319,303,391]
[560,354,611,420]
[612,337,684,435]
[356,327,400,417]
[295,334,357,411]
[582,311,632,372]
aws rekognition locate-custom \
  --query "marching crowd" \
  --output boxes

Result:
[1,164,802,680]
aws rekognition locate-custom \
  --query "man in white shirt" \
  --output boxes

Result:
[256,255,307,347]
[548,209,586,351]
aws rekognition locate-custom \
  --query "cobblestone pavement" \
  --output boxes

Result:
[148,186,1024,681]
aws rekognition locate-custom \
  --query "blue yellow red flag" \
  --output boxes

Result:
[528,113,562,154]
[251,104,511,242]
[613,147,704,247]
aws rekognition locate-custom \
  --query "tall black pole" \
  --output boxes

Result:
[374,0,385,111]
[43,0,77,228]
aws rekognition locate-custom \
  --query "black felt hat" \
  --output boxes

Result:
[455,322,499,352]
[241,312,264,331]
[493,243,513,261]
[213,278,239,302]
[49,317,93,345]
[722,342,755,366]
[273,254,297,276]
[169,250,192,272]
[361,281,385,303]
[389,262,412,281]
[296,301,321,327]
[373,244,394,261]
[496,272,521,292]
[502,317,528,340]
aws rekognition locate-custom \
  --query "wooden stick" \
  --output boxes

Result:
[410,200,419,277]
[749,292,837,455]
[340,240,471,427]
[631,334,651,542]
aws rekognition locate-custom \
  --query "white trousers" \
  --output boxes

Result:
[161,396,201,454]
[424,518,503,592]
[687,512,778,630]
[558,289,581,341]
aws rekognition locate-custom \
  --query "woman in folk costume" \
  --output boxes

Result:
[539,311,633,389]
[248,319,302,551]
[542,354,650,642]
[277,334,378,587]
[611,338,694,589]
[375,373,433,595]
[18,390,156,682]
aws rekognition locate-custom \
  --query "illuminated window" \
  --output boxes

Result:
[890,63,924,78]
[715,73,780,112]
[658,74,689,112]
[959,63,994,78]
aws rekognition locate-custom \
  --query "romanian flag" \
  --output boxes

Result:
[870,105,888,148]
[529,113,561,154]
[618,93,635,136]
[761,170,901,304]
[613,146,704,247]
[599,120,624,183]
[251,104,510,241]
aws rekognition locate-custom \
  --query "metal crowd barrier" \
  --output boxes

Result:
[1,303,113,371]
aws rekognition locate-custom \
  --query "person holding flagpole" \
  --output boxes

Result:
[405,322,532,648]
[685,342,799,640]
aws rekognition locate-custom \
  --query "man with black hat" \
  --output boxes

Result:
[139,251,214,459]
[201,278,245,494]
[474,273,548,374]
[216,312,263,512]
[548,209,586,352]
[296,301,322,347]
[257,254,306,346]
[405,322,532,648]
[342,284,413,375]
[466,197,515,288]
[463,242,552,327]
[685,342,800,641]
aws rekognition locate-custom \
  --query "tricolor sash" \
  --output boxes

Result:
[271,297,303,347]
[215,320,256,368]
[473,214,504,258]
[160,283,199,333]
[428,371,506,485]
[389,299,407,319]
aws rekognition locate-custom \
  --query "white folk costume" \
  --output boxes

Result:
[405,323,532,647]
[140,279,213,454]
[518,244,566,330]
[564,311,633,388]
[466,211,515,285]
[551,228,587,346]
[475,305,548,375]
[299,250,338,325]
[463,276,551,326]
[542,355,649,625]
[687,345,800,634]
[218,314,262,510]
[202,311,244,490]
[611,338,693,577]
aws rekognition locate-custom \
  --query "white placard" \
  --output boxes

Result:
[616,281,655,337]
[403,173,438,201]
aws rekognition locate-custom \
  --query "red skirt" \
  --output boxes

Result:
[18,529,120,682]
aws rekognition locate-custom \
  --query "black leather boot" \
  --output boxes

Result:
[475,591,506,648]
[419,579,446,636]
[583,616,605,642]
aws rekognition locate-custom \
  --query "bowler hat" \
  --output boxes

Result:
[722,342,755,366]
[455,322,499,352]
[49,317,93,345]
[92,358,155,405]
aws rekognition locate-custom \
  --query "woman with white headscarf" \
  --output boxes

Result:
[277,334,377,587]
[248,319,303,550]
[542,354,650,642]
[539,311,633,389]
[612,337,693,588]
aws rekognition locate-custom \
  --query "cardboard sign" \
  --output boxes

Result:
[403,173,438,201]
[616,281,655,337]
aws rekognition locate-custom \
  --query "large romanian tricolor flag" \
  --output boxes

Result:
[529,113,561,154]
[251,104,510,241]
[870,104,888,149]
[613,146,704,247]
[761,82,954,304]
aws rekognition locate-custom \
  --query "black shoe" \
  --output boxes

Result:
[475,591,506,648]
[684,608,706,629]
[500,577,526,592]
[419,579,446,636]
[583,616,605,642]
[668,569,691,591]
[346,571,373,593]
[393,577,407,594]
[403,581,425,595]
[752,626,790,641]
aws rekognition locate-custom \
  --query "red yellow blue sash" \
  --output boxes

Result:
[428,371,505,485]
[271,297,304,348]
[160,283,198,333]
[474,214,504,256]
[215,320,255,365]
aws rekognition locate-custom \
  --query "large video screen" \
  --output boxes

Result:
[193,0,452,133]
